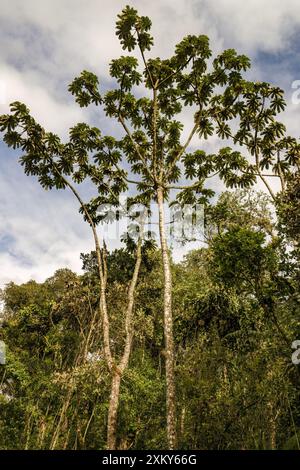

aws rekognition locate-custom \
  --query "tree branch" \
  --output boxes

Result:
[50,160,114,370]
[118,114,154,182]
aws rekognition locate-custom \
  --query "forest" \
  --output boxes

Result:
[0,5,300,451]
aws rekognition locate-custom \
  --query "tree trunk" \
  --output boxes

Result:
[50,170,144,451]
[157,186,177,449]
[105,212,145,449]
[107,371,121,450]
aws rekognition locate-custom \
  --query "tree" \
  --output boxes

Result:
[77,6,253,448]
[0,90,148,451]
[277,171,300,260]
[1,4,298,449]
[173,190,299,449]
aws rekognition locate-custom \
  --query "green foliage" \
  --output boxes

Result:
[1,4,300,451]
[0,190,299,449]
[211,227,276,287]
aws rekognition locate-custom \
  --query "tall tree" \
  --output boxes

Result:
[1,5,298,449]
[0,100,148,449]
[77,6,253,447]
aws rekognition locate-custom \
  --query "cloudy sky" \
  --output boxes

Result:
[0,0,300,287]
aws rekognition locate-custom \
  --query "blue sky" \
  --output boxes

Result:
[0,0,300,287]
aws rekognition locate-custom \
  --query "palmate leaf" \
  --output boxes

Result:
[0,114,18,132]
[3,131,22,149]
[116,5,153,52]
[68,71,102,107]
[197,118,214,139]
[110,56,142,90]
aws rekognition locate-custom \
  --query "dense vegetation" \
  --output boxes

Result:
[0,189,300,450]
[0,5,300,450]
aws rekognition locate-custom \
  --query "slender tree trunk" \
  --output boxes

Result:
[179,404,186,444]
[269,416,276,450]
[50,386,73,449]
[106,214,145,450]
[55,174,144,450]
[157,186,177,449]
[107,370,122,450]
[82,404,96,447]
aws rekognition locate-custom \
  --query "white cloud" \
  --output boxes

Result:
[200,0,300,53]
[0,162,94,287]
[0,64,88,137]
